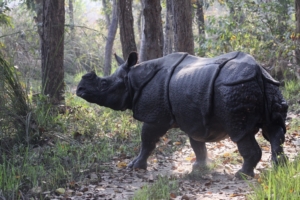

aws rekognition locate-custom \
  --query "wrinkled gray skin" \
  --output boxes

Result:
[76,51,288,178]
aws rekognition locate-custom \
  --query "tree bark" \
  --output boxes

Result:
[163,0,173,56]
[102,0,111,28]
[139,0,163,62]
[196,0,205,56]
[172,0,194,55]
[118,0,137,60]
[41,0,65,105]
[296,0,300,65]
[34,0,43,46]
[69,0,75,41]
[104,0,118,76]
[136,8,143,52]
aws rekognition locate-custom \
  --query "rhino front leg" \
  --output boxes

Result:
[128,123,169,169]
[189,137,208,170]
[235,134,262,178]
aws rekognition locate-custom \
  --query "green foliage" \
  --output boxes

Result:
[0,92,142,199]
[282,78,300,111]
[201,0,295,69]
[288,117,300,133]
[282,79,300,99]
[0,54,32,142]
[0,2,12,27]
[132,176,179,200]
[248,156,300,200]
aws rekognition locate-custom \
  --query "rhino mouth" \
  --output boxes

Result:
[76,91,85,98]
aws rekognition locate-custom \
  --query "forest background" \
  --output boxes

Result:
[0,0,300,199]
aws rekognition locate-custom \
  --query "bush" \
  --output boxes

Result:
[0,55,33,143]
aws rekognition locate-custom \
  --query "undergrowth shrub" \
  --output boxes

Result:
[0,55,32,143]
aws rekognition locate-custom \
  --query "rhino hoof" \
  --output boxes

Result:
[127,158,147,170]
[192,161,208,172]
[235,170,254,180]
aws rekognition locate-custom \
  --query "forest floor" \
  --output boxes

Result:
[50,113,300,200]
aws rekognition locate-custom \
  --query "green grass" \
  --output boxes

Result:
[0,90,143,199]
[132,176,179,200]
[282,78,300,111]
[248,156,300,199]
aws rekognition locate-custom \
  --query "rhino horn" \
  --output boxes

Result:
[114,53,125,65]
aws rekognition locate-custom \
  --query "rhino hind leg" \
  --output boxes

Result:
[189,137,209,170]
[128,123,169,169]
[235,134,262,178]
[262,124,287,166]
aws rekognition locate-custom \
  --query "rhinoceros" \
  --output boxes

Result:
[76,51,288,178]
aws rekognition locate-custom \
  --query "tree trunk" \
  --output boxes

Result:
[136,9,143,52]
[139,0,163,62]
[296,0,300,65]
[196,0,205,56]
[163,0,173,56]
[102,0,111,28]
[104,0,118,76]
[69,0,75,41]
[41,0,65,105]
[118,0,137,60]
[172,0,194,55]
[34,0,43,47]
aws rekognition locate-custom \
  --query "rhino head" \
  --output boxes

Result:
[76,52,138,111]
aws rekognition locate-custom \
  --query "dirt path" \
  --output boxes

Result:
[51,114,300,200]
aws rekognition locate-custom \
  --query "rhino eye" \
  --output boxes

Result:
[99,79,109,91]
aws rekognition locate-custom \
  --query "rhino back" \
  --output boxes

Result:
[168,52,270,142]
[219,52,279,86]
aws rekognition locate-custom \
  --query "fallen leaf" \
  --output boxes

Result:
[223,152,231,157]
[55,188,65,195]
[117,162,127,168]
[204,181,211,186]
[185,156,196,162]
[170,192,177,198]
[262,147,270,151]
[148,174,154,182]
[229,193,241,197]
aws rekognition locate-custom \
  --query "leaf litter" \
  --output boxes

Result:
[47,113,300,200]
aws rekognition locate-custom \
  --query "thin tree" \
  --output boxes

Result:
[163,0,173,56]
[195,0,205,56]
[172,0,194,55]
[40,0,65,105]
[104,0,118,76]
[69,0,75,41]
[139,0,163,62]
[102,0,111,28]
[34,0,43,44]
[118,0,137,60]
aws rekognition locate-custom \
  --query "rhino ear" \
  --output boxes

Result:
[114,53,125,65]
[127,52,138,68]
